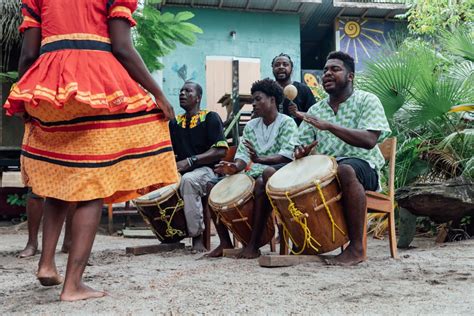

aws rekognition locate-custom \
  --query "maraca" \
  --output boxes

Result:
[283,84,298,101]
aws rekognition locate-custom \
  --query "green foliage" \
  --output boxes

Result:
[439,26,474,62]
[1,0,22,72]
[361,25,474,186]
[6,193,27,207]
[359,48,420,119]
[0,71,18,83]
[393,138,430,188]
[133,4,203,71]
[403,0,474,35]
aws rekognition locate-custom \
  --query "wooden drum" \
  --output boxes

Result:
[133,179,188,243]
[266,155,348,254]
[209,174,275,247]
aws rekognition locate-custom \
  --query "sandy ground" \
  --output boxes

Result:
[0,223,473,315]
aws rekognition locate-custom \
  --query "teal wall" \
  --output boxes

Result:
[162,8,301,112]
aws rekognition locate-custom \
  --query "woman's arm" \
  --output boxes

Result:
[18,28,41,78]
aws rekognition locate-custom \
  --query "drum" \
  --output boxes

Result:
[133,179,188,243]
[208,174,275,247]
[266,155,349,254]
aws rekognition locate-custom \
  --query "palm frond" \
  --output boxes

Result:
[439,26,474,62]
[437,129,474,163]
[360,44,440,120]
[462,157,474,179]
[359,53,415,119]
[407,75,467,127]
[424,149,462,179]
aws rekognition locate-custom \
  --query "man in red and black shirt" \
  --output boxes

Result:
[169,81,228,252]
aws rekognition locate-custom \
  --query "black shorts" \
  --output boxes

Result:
[337,158,378,191]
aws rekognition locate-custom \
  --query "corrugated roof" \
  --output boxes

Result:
[162,0,316,20]
[161,0,407,31]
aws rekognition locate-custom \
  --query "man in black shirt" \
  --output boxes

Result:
[169,82,228,252]
[272,53,316,125]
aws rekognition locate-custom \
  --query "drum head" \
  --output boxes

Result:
[209,174,254,207]
[267,155,336,193]
[134,181,180,204]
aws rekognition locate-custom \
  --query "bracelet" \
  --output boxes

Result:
[187,157,193,167]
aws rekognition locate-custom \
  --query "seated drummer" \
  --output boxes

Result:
[169,81,228,252]
[208,78,298,259]
[293,51,391,266]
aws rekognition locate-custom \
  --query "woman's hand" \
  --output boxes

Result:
[155,95,175,121]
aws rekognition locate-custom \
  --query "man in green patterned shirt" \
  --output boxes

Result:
[294,51,391,266]
[208,78,298,258]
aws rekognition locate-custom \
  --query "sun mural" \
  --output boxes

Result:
[338,19,389,66]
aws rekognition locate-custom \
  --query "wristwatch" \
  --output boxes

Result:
[187,155,198,167]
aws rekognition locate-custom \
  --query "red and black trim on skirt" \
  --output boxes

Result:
[29,108,163,127]
[21,141,173,168]
[29,110,164,133]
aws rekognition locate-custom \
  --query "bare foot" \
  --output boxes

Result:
[37,273,64,286]
[191,236,207,254]
[60,283,107,302]
[18,244,37,258]
[206,244,233,258]
[236,246,260,259]
[324,245,366,266]
[37,266,64,286]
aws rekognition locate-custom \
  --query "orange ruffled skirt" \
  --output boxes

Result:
[21,99,179,203]
[5,50,156,115]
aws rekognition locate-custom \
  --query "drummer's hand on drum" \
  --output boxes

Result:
[294,140,318,160]
[303,114,331,130]
[214,161,239,175]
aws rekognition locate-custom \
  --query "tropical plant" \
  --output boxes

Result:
[6,193,27,207]
[133,1,203,71]
[0,0,22,83]
[361,25,473,236]
[402,0,474,35]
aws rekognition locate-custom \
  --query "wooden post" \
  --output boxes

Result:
[259,255,324,268]
[125,242,185,256]
[231,59,240,145]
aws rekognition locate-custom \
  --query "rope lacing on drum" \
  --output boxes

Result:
[313,180,346,242]
[267,191,321,254]
[154,196,186,238]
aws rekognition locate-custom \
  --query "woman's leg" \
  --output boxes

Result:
[37,198,70,286]
[60,198,105,301]
[18,196,44,258]
[61,206,75,253]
